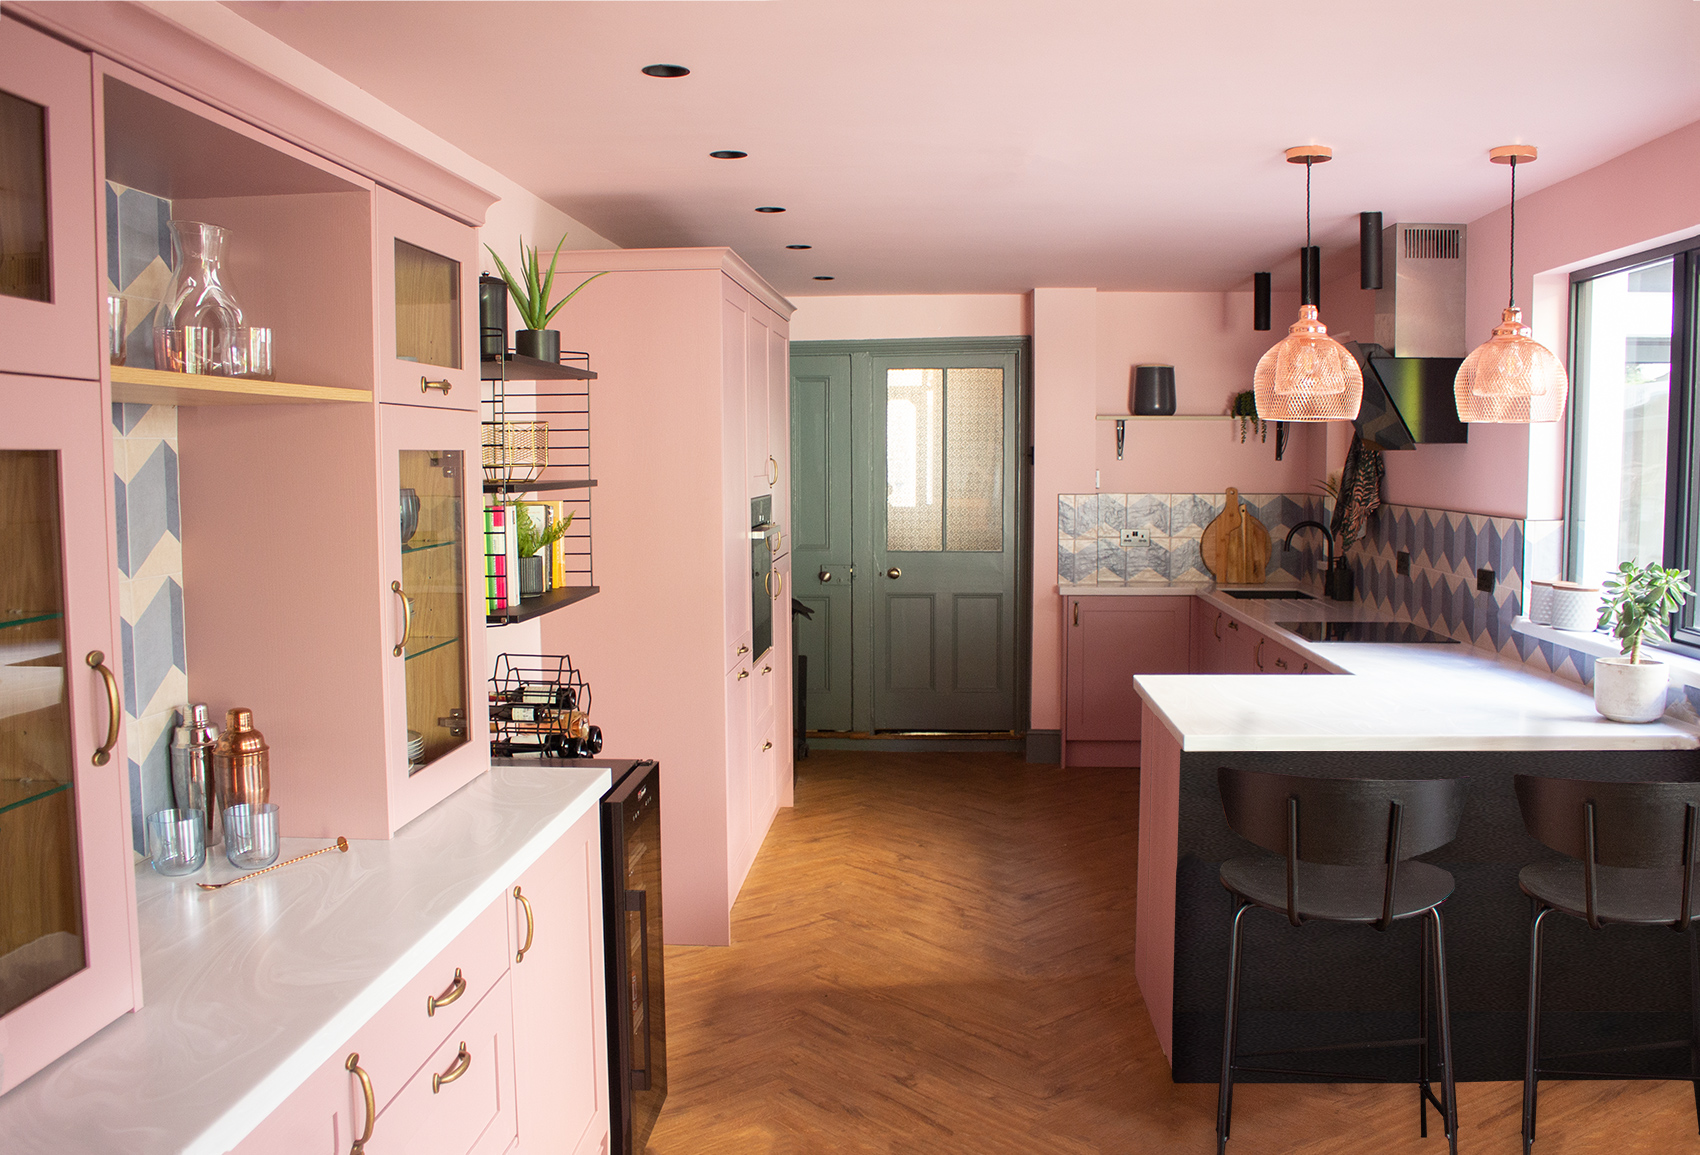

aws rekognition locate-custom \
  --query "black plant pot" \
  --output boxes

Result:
[519,555,546,599]
[1327,560,1355,603]
[514,329,560,365]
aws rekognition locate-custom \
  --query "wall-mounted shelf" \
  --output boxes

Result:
[480,352,597,382]
[1096,414,1234,459]
[481,479,598,495]
[487,585,600,625]
[111,366,371,406]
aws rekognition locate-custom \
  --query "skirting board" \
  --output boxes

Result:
[1025,730,1061,764]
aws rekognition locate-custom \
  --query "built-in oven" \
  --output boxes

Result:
[751,495,777,659]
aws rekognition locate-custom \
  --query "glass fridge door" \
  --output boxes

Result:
[398,449,470,773]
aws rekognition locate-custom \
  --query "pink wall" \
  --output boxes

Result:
[787,293,1029,341]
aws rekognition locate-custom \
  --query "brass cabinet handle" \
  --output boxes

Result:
[86,651,120,767]
[767,455,778,487]
[1226,619,1239,632]
[1214,613,1223,640]
[1255,638,1265,671]
[771,571,784,600]
[420,376,453,394]
[761,664,772,675]
[1301,661,1311,674]
[737,669,750,681]
[1072,601,1078,627]
[426,967,465,1016]
[1274,657,1288,670]
[346,1052,376,1153]
[431,1043,471,1093]
[764,571,773,597]
[770,526,784,556]
[391,581,412,657]
[762,741,773,752]
[736,644,749,655]
[514,885,535,964]
[886,567,901,579]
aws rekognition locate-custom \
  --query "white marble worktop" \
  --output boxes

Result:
[0,763,611,1155]
[1059,582,1700,752]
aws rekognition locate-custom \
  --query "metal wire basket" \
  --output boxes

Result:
[482,420,550,485]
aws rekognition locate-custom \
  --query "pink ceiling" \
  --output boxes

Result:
[226,0,1700,297]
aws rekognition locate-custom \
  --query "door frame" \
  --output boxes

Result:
[791,337,1033,735]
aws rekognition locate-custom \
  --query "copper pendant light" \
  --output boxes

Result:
[1253,146,1363,422]
[1454,145,1568,424]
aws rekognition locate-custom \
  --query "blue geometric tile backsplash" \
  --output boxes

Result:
[1059,492,1328,586]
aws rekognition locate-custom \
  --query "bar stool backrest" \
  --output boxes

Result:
[1218,767,1464,928]
[1513,775,1700,929]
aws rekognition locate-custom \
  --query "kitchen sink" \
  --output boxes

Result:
[1224,589,1315,600]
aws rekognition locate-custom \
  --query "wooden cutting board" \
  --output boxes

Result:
[1200,487,1270,584]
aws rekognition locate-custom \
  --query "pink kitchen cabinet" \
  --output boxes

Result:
[1061,596,1190,768]
[377,187,480,411]
[508,805,609,1155]
[0,18,100,383]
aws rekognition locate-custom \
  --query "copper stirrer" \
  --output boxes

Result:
[197,836,350,891]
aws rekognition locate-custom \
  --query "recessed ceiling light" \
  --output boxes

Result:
[641,64,690,78]
[755,206,786,213]
[813,276,835,281]
[786,244,812,250]
[709,150,747,160]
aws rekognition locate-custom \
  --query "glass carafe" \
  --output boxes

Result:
[154,221,245,376]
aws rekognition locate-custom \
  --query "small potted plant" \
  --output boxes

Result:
[1592,560,1693,722]
[1229,389,1266,443]
[513,506,570,599]
[484,235,607,365]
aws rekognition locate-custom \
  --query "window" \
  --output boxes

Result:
[1567,236,1700,651]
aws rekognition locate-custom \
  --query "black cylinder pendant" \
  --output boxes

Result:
[1253,272,1271,331]
[1300,246,1321,308]
[1360,212,1383,290]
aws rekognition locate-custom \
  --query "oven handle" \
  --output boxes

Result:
[626,887,652,1091]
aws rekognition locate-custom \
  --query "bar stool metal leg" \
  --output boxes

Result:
[1419,913,1432,1138]
[1430,907,1458,1155]
[1218,901,1252,1155]
[1524,905,1551,1154]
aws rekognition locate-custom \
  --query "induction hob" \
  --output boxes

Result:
[1277,620,1460,644]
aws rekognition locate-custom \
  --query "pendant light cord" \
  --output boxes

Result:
[1306,159,1313,250]
[1508,157,1517,309]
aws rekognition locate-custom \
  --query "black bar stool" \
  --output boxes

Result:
[1513,774,1700,1153]
[1216,766,1464,1155]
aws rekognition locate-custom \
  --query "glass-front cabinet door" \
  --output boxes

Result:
[0,19,99,382]
[381,404,489,831]
[0,377,139,1094]
[376,188,478,411]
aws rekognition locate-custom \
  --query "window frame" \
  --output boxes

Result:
[1565,233,1700,656]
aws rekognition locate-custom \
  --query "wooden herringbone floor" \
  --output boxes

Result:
[646,751,1698,1153]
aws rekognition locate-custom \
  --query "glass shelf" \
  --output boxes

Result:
[401,539,457,555]
[0,778,71,818]
[1,610,60,631]
[403,634,460,663]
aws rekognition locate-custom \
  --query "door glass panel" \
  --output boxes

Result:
[0,451,85,1015]
[886,369,943,551]
[1571,257,1673,582]
[945,367,1004,551]
[0,89,50,303]
[400,449,469,772]
[395,240,461,370]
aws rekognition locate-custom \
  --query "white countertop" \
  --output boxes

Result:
[0,763,611,1155]
[1059,583,1700,752]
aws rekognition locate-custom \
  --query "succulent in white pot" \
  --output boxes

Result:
[1592,560,1693,723]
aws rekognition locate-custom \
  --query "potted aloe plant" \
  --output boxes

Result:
[484,235,607,365]
[1593,560,1693,722]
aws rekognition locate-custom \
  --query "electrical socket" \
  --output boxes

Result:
[1121,528,1151,545]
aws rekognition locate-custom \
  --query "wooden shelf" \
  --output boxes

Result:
[481,354,597,382]
[482,479,598,495]
[487,585,599,625]
[111,366,371,406]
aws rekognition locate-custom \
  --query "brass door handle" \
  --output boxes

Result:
[767,455,778,487]
[764,571,774,597]
[426,967,465,1016]
[86,651,120,767]
[346,1052,376,1153]
[514,885,535,963]
[819,569,832,582]
[420,376,453,394]
[392,581,412,657]
[1255,639,1265,671]
[431,1043,472,1093]
[1072,602,1078,626]
[770,526,784,556]
[771,571,784,599]
[1214,613,1223,640]
[886,567,901,579]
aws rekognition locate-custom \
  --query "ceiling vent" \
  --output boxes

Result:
[1374,222,1467,357]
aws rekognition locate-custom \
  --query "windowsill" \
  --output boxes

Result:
[1512,616,1700,691]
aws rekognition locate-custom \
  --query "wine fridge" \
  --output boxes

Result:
[602,759,667,1155]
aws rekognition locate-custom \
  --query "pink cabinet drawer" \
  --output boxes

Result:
[369,973,518,1155]
[353,897,510,1113]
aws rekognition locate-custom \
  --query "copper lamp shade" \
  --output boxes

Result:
[1455,145,1568,424]
[1254,145,1362,422]
[1253,305,1364,421]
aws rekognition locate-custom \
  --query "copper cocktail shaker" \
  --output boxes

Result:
[213,707,270,829]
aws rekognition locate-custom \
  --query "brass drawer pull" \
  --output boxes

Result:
[346,1052,376,1152]
[431,1043,471,1093]
[1214,613,1223,640]
[1226,619,1239,631]
[762,741,773,752]
[767,455,779,487]
[426,967,465,1016]
[514,885,535,963]
[391,581,412,657]
[86,651,120,767]
[770,526,784,556]
[1274,657,1288,670]
[1255,639,1266,671]
[761,665,772,675]
[420,376,453,394]
[736,644,749,655]
[737,669,750,681]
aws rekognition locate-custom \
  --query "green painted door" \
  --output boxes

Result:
[789,354,854,731]
[871,354,1021,731]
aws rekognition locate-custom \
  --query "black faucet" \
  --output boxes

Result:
[1284,520,1344,599]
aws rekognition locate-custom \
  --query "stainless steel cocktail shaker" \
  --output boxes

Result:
[170,703,221,847]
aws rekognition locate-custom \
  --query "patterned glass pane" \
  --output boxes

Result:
[886,369,943,551]
[945,368,1003,551]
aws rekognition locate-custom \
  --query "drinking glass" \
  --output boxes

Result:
[224,802,281,869]
[147,808,207,876]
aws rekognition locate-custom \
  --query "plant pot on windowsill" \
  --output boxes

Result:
[1594,658,1669,723]
[514,329,559,365]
